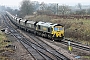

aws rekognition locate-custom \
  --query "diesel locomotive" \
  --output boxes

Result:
[6,11,64,41]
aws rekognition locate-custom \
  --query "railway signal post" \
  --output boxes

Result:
[68,41,72,54]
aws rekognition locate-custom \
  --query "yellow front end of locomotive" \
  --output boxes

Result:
[52,26,64,38]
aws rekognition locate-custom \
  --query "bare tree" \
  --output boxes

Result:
[77,3,82,10]
[87,8,90,15]
[20,0,34,17]
[39,2,47,10]
[46,3,57,14]
[58,5,71,15]
[32,1,40,12]
[76,3,86,15]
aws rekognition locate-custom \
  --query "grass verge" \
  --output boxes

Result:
[0,31,13,60]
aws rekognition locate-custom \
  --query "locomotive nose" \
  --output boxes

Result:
[55,31,64,37]
[56,32,61,37]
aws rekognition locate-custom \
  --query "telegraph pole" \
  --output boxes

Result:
[57,3,58,15]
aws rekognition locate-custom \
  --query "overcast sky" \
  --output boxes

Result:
[0,0,90,7]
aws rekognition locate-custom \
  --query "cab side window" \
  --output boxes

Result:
[48,28,50,32]
[38,25,41,29]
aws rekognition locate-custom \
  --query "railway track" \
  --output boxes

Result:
[41,37,90,52]
[21,31,69,60]
[2,13,70,60]
[62,39,90,51]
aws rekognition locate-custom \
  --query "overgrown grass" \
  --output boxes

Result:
[0,31,7,47]
[83,56,90,59]
[0,56,8,60]
[25,15,51,22]
[0,31,11,59]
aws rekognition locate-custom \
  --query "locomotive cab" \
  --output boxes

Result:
[52,24,64,40]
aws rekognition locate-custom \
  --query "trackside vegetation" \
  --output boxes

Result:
[0,31,12,60]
